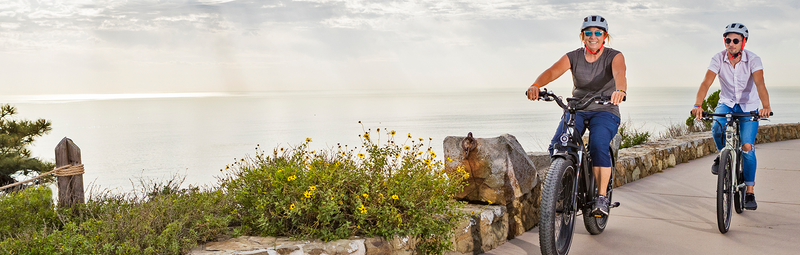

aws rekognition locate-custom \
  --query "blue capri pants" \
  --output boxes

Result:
[548,111,621,167]
[712,104,759,186]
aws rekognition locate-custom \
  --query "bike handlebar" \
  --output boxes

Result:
[526,88,624,111]
[700,111,773,121]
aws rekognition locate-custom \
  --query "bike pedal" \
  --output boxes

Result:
[610,202,621,208]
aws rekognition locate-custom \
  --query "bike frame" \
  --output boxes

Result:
[720,114,745,194]
[545,92,608,212]
[551,104,596,212]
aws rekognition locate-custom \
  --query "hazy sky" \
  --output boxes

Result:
[0,0,797,95]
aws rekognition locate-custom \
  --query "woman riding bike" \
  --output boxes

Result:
[526,14,627,216]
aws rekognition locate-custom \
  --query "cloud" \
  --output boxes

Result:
[0,0,797,94]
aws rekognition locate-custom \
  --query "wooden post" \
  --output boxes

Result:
[55,137,84,207]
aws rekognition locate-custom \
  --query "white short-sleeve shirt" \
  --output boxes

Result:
[707,49,764,112]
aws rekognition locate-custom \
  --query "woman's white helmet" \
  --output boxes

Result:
[724,23,749,39]
[581,15,608,32]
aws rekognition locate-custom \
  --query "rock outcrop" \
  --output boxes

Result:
[442,133,540,238]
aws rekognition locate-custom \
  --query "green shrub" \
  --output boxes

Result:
[221,129,467,254]
[0,186,58,239]
[1,130,468,255]
[686,89,720,132]
[0,178,234,255]
[619,121,651,149]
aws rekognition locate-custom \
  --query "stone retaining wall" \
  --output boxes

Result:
[191,123,800,255]
[528,123,800,188]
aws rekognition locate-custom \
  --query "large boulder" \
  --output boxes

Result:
[443,133,540,238]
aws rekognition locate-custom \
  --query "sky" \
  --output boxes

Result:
[0,0,797,95]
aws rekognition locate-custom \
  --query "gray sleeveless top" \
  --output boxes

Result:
[566,47,621,117]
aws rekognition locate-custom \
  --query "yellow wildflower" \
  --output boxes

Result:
[362,193,369,199]
[487,200,492,204]
[419,138,423,141]
[304,191,312,198]
[448,157,453,162]
[364,133,370,140]
[392,195,399,200]
[358,153,365,158]
[306,138,312,142]
[391,130,396,135]
[408,133,412,138]
[464,172,470,179]
[309,186,316,191]
[431,151,437,158]
[395,153,400,158]
[404,146,410,150]
[290,203,295,210]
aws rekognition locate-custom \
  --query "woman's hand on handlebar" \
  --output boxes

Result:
[610,90,626,105]
[527,85,540,101]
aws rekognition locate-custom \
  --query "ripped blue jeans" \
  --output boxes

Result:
[712,104,758,186]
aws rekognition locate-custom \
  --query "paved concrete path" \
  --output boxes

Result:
[485,139,800,255]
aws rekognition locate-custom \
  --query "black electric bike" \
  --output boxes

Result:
[700,110,771,234]
[528,89,621,255]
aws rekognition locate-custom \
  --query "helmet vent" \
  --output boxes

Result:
[592,16,597,21]
[584,17,588,22]
[600,17,605,22]
[738,24,744,29]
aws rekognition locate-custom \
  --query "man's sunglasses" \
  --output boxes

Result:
[725,38,741,45]
[583,30,604,37]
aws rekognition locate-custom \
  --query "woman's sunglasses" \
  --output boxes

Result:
[725,38,741,45]
[583,30,604,37]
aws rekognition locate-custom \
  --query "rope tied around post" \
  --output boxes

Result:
[53,164,85,177]
[0,164,85,191]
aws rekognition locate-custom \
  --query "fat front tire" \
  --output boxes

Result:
[717,149,734,234]
[539,158,578,255]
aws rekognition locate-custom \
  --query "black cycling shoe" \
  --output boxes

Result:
[592,195,609,217]
[711,155,720,175]
[744,193,758,210]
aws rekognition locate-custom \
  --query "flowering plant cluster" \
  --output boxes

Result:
[221,127,468,254]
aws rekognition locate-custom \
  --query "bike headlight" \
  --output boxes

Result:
[560,134,569,146]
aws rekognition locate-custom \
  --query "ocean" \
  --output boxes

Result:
[6,86,799,192]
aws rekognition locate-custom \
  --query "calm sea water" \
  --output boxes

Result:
[6,86,800,192]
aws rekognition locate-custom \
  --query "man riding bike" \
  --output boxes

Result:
[691,23,772,210]
[526,14,627,216]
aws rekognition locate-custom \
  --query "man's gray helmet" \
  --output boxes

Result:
[581,15,608,32]
[724,23,749,39]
